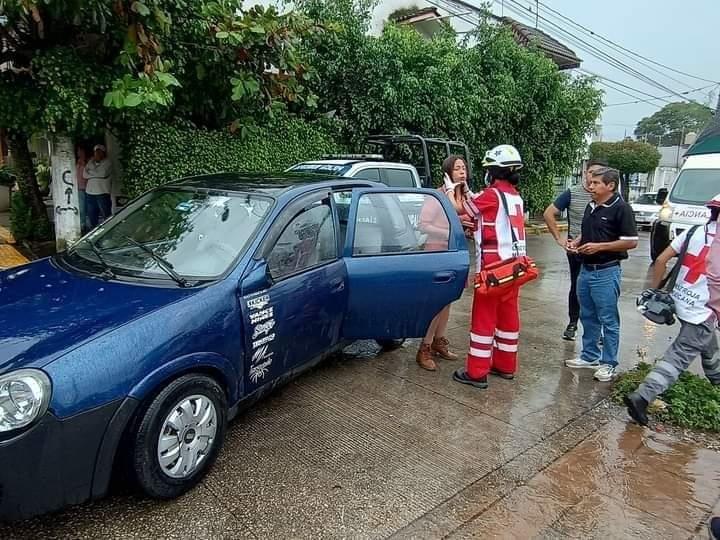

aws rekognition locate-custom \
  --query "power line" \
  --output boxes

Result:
[605,84,718,107]
[528,3,697,90]
[429,0,707,108]
[579,69,675,103]
[496,0,699,103]
[536,0,719,85]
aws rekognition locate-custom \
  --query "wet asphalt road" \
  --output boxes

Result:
[2,232,719,539]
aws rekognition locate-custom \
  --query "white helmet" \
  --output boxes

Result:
[482,144,523,171]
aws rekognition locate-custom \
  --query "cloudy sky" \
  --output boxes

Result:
[262,0,720,142]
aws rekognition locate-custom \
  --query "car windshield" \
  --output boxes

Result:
[634,194,656,205]
[289,163,350,176]
[66,188,273,282]
[669,169,720,205]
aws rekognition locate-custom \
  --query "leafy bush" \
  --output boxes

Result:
[0,164,17,188]
[612,362,720,432]
[121,118,344,197]
[10,190,51,242]
[299,2,603,213]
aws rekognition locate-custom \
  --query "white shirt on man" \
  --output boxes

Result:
[83,158,112,195]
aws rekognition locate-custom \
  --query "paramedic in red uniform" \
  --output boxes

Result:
[446,144,526,389]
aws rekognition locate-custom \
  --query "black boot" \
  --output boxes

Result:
[453,369,488,389]
[623,392,649,426]
[562,323,577,341]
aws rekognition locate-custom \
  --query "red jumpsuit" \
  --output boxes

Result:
[462,180,526,379]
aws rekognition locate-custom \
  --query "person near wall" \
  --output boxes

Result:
[83,144,112,229]
[446,144,527,389]
[625,194,720,426]
[565,167,639,382]
[415,155,473,371]
[543,159,608,341]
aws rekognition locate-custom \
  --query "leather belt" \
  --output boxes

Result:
[583,260,620,271]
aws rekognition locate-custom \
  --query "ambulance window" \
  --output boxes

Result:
[670,169,720,205]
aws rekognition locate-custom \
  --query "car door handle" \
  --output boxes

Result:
[433,271,456,284]
[330,278,345,293]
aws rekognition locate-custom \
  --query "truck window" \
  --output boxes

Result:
[352,168,381,182]
[669,169,720,205]
[382,169,415,188]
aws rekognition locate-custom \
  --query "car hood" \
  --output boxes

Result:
[0,258,198,373]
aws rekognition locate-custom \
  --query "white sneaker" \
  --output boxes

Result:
[565,357,600,369]
[594,365,617,382]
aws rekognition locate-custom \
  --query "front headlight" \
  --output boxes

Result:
[0,369,51,433]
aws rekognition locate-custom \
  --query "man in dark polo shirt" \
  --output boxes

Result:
[565,168,638,382]
[544,159,608,341]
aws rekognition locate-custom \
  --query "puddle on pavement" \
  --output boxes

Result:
[530,419,720,536]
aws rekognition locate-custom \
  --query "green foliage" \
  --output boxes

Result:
[589,140,660,199]
[10,190,51,242]
[612,362,720,432]
[120,118,343,197]
[0,164,18,188]
[590,140,661,175]
[297,2,603,212]
[635,102,714,146]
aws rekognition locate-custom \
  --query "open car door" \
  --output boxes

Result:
[339,188,469,340]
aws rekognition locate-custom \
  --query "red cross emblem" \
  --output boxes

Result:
[508,204,526,241]
[682,245,710,284]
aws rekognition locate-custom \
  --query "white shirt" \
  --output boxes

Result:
[670,222,717,324]
[83,158,112,195]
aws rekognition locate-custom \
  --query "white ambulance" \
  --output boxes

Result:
[650,128,720,261]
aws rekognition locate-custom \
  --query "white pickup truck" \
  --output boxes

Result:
[286,155,423,188]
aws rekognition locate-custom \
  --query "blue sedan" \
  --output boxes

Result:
[0,173,469,520]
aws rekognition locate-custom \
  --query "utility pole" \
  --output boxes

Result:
[535,0,539,27]
[676,126,685,168]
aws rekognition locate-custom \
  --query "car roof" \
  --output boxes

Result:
[164,171,381,196]
[292,160,416,169]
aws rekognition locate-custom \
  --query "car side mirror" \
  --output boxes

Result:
[241,259,274,296]
[656,189,668,205]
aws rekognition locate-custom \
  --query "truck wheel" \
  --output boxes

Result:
[650,222,670,262]
[132,374,227,499]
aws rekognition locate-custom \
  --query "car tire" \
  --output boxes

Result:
[376,339,406,350]
[132,374,227,499]
[650,222,670,262]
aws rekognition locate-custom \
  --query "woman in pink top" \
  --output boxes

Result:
[414,155,472,371]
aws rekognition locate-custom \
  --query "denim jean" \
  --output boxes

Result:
[85,193,112,229]
[578,265,621,367]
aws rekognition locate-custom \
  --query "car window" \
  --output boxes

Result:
[352,168,381,182]
[74,189,272,280]
[352,193,448,256]
[669,169,720,205]
[267,199,336,279]
[634,194,656,205]
[382,169,415,188]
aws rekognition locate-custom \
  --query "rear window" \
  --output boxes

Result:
[383,169,415,188]
[669,169,720,205]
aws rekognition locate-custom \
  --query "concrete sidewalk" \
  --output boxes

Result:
[0,211,29,269]
[2,233,718,539]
